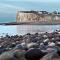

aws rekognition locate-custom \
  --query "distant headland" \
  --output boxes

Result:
[16,10,60,24]
[1,10,60,25]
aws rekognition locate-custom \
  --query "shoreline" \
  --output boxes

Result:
[0,21,60,25]
[0,31,60,60]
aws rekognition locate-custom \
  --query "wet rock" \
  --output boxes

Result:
[46,48,57,53]
[48,42,55,47]
[23,35,31,43]
[43,39,49,45]
[21,42,26,47]
[27,42,39,49]
[14,44,24,50]
[39,43,48,50]
[14,49,26,60]
[48,33,53,39]
[7,42,16,49]
[43,38,49,43]
[40,51,59,60]
[0,46,7,54]
[43,35,48,39]
[31,37,40,43]
[52,57,60,60]
[0,51,17,60]
[0,48,26,60]
[25,48,47,60]
[21,43,28,51]
[56,41,60,47]
[56,47,60,56]
[26,33,31,35]
[55,37,60,42]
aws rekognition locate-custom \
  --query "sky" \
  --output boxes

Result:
[0,0,60,22]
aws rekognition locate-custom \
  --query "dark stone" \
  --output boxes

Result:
[14,44,24,49]
[25,48,47,60]
[56,48,60,56]
[35,33,38,36]
[7,44,16,49]
[0,46,7,54]
[43,42,48,46]
[39,44,48,50]
[26,33,31,35]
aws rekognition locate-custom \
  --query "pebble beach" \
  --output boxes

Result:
[0,30,60,60]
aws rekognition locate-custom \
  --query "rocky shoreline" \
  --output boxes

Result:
[0,21,60,25]
[0,30,60,60]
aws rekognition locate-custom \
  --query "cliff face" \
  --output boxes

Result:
[16,11,60,23]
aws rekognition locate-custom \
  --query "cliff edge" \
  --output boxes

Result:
[16,11,60,24]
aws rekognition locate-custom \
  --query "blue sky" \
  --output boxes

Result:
[0,0,60,22]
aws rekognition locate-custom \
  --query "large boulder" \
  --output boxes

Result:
[52,57,60,60]
[0,48,26,60]
[14,49,26,60]
[25,48,47,60]
[40,51,59,60]
[0,51,17,60]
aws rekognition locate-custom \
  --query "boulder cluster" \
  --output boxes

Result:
[0,30,60,60]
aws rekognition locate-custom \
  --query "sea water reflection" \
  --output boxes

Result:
[0,25,60,36]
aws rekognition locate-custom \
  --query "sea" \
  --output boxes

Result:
[0,19,60,36]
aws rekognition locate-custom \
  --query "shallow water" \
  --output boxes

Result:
[0,25,60,36]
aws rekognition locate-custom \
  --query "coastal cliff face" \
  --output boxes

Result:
[16,11,60,23]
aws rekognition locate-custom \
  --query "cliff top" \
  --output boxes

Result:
[18,10,38,13]
[17,10,60,16]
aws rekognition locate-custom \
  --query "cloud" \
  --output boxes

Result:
[0,3,24,10]
[0,3,25,14]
